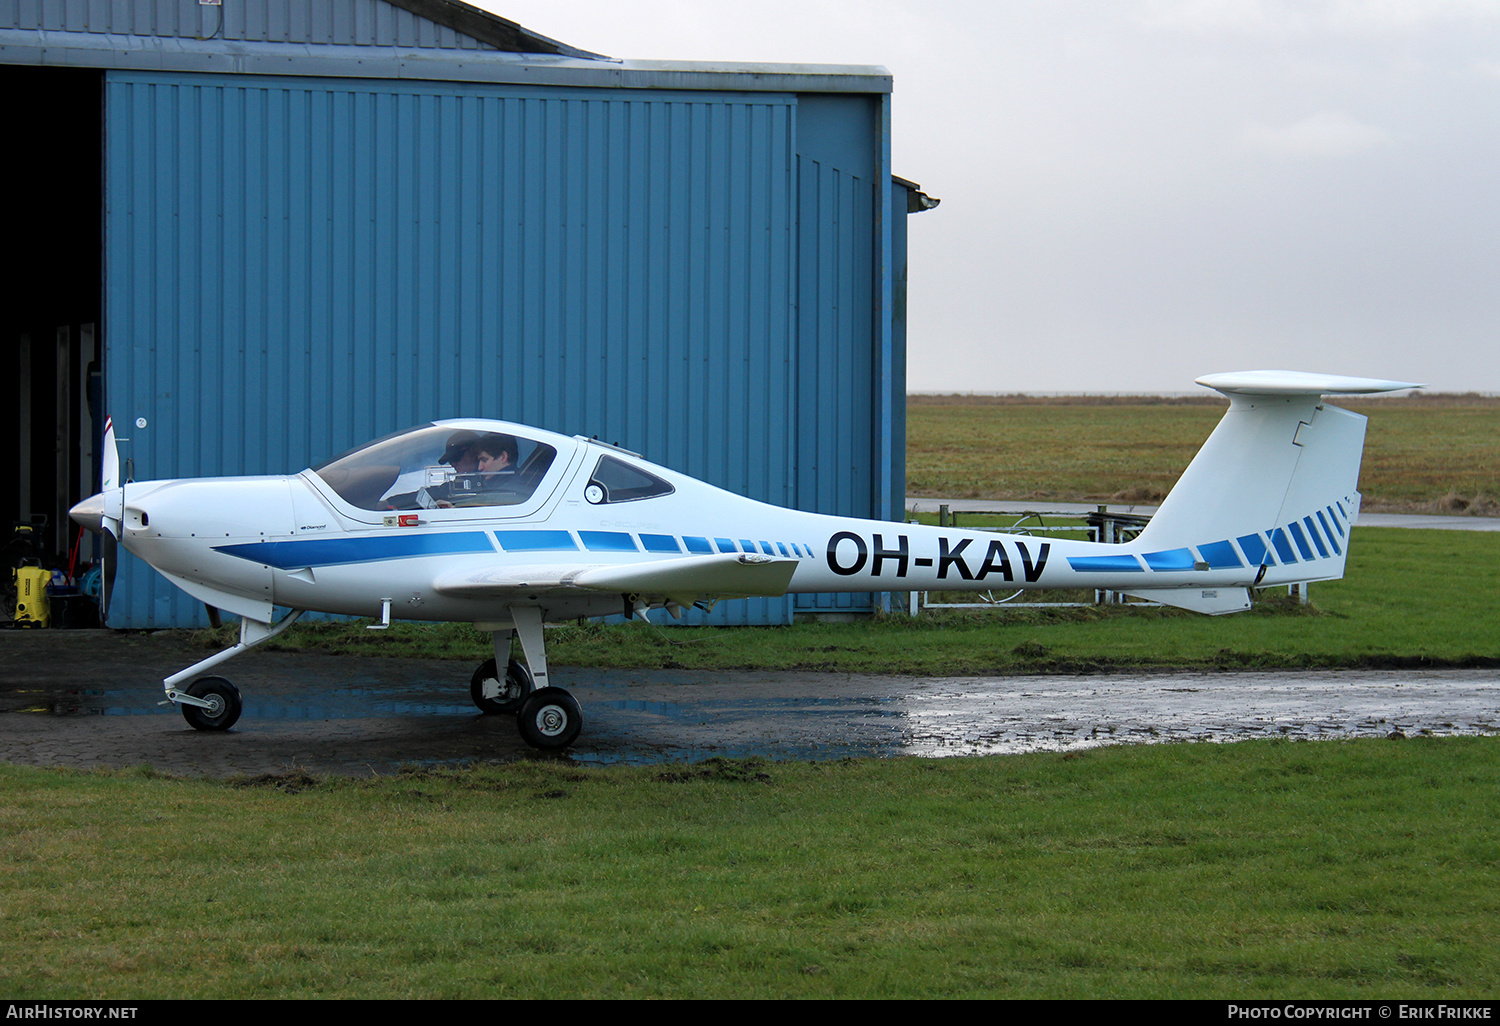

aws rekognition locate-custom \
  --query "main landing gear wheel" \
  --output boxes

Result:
[517,687,582,750]
[470,658,534,715]
[181,676,243,731]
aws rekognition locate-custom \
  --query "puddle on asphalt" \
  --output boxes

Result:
[7,670,1498,767]
[7,684,478,719]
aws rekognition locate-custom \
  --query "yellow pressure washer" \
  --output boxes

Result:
[8,518,53,628]
[13,564,51,628]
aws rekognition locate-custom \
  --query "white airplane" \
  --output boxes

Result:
[70,370,1417,749]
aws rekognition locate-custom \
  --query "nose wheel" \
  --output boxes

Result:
[162,610,301,731]
[180,676,243,731]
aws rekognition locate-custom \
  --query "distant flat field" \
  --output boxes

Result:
[906,394,1500,514]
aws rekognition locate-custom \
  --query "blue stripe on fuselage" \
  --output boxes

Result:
[580,530,638,552]
[1142,548,1196,571]
[495,530,578,552]
[1067,555,1144,573]
[215,532,495,570]
[1197,540,1244,569]
[1316,511,1342,554]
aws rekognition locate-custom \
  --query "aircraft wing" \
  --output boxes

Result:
[431,553,799,605]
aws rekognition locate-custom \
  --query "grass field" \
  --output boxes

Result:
[5,738,1499,999]
[907,394,1500,513]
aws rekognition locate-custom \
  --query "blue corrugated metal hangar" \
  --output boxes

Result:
[2,0,936,627]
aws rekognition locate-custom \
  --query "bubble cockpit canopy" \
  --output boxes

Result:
[312,423,562,512]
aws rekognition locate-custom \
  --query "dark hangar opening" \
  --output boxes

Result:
[0,65,104,575]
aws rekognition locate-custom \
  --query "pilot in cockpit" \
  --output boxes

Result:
[430,430,519,508]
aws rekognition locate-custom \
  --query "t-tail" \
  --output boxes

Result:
[1118,371,1419,614]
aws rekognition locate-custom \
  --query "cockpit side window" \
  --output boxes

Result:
[584,455,675,504]
[313,426,559,511]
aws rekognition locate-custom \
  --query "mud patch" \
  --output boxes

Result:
[231,770,320,794]
[656,757,773,784]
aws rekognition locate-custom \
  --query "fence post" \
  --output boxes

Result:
[1095,504,1116,605]
[908,516,922,617]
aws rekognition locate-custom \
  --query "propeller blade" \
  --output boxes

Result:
[101,528,117,625]
[102,417,120,492]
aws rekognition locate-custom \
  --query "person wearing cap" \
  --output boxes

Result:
[437,430,485,474]
[430,430,485,508]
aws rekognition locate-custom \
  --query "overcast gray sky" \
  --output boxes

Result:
[483,1,1500,395]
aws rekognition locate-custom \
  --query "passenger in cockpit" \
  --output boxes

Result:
[474,433,518,476]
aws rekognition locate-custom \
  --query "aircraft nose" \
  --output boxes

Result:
[70,493,106,533]
[119,478,296,538]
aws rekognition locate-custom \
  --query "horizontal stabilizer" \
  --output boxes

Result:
[1196,371,1421,397]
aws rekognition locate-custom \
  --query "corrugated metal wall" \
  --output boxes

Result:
[3,0,496,50]
[104,70,898,627]
[795,157,876,614]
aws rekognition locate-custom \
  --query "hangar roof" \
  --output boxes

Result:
[0,0,891,93]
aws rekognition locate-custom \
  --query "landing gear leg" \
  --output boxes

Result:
[164,609,304,731]
[469,628,534,714]
[510,605,581,750]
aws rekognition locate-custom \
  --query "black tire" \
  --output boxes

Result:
[517,687,582,750]
[469,658,534,715]
[182,676,242,731]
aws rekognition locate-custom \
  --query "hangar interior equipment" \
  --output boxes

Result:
[1,0,935,627]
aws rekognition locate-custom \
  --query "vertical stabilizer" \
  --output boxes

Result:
[1129,371,1419,589]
